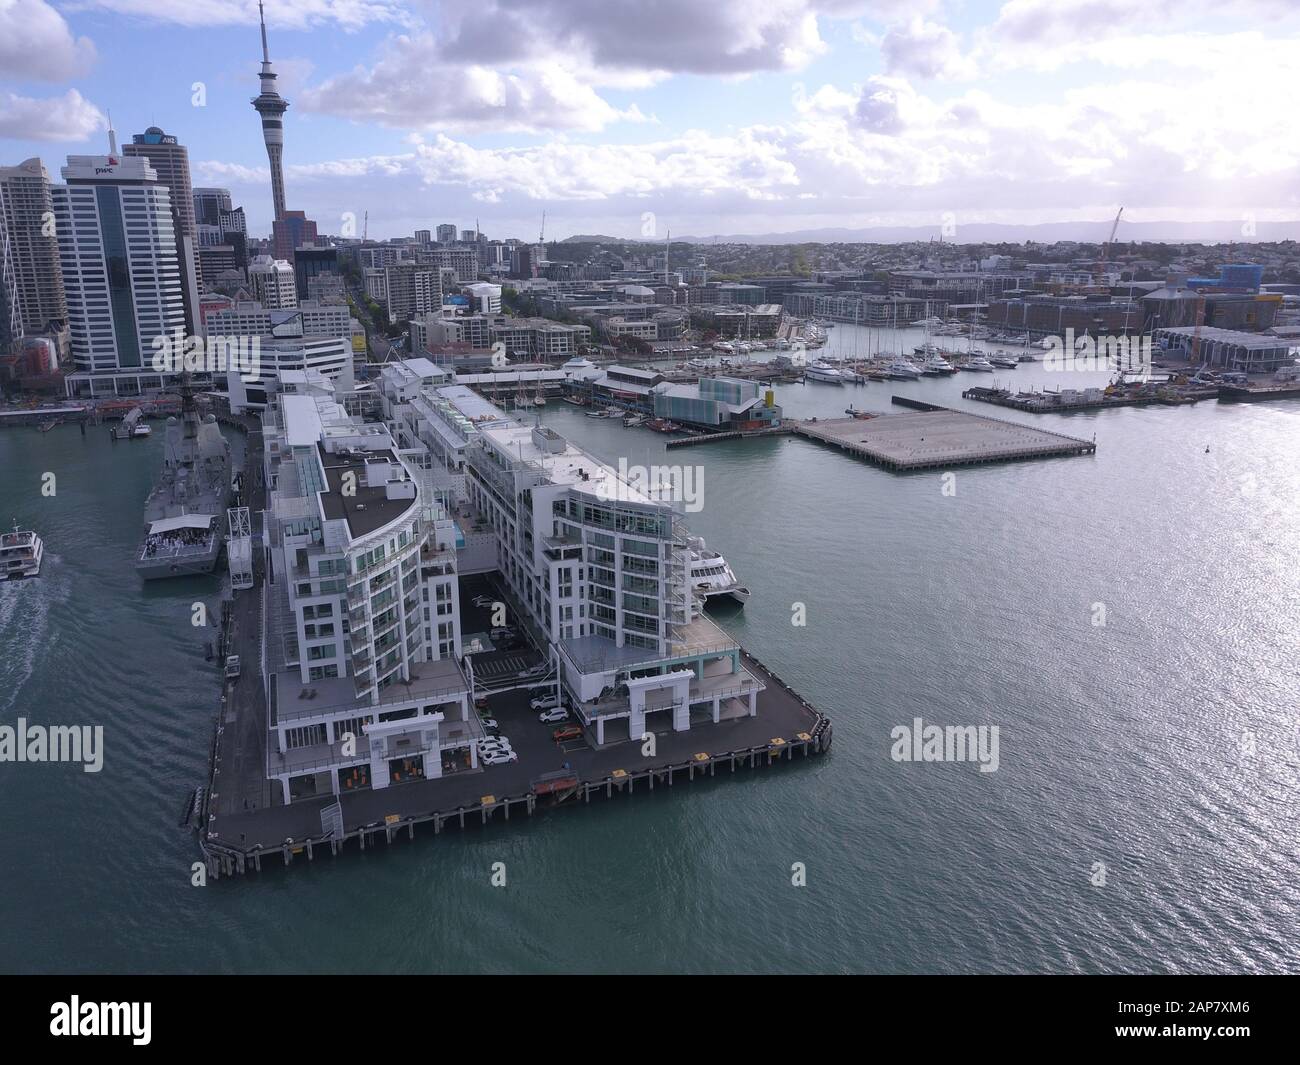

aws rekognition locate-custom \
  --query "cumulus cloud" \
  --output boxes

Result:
[0,0,96,80]
[74,0,411,31]
[428,0,829,79]
[0,88,104,141]
[300,34,649,133]
[880,17,976,80]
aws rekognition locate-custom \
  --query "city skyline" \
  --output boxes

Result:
[0,1,1298,243]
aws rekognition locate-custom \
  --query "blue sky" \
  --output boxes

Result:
[2,1,1298,241]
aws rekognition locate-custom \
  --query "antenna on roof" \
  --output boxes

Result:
[106,111,118,156]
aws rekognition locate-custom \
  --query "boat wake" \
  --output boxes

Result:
[0,553,68,716]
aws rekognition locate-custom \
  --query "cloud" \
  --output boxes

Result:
[0,88,104,141]
[429,0,829,79]
[880,17,976,80]
[0,0,96,81]
[300,34,648,133]
[73,0,412,31]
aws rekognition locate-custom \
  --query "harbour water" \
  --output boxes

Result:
[2,343,1299,973]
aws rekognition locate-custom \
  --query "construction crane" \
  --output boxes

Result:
[1095,206,1123,287]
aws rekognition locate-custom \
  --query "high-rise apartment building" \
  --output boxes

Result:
[0,157,68,342]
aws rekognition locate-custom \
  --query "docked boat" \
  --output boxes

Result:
[110,406,151,440]
[886,357,922,380]
[988,352,1020,369]
[844,407,874,419]
[687,537,750,606]
[36,418,58,433]
[1,524,44,579]
[922,352,955,375]
[623,413,646,427]
[805,359,847,384]
[961,353,996,372]
[135,379,231,580]
[645,418,681,433]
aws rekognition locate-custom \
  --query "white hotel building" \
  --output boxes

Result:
[262,373,471,804]
[379,359,765,746]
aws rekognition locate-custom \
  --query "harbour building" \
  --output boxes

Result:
[379,360,767,746]
[52,148,187,397]
[262,372,472,804]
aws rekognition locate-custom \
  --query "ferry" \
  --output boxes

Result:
[805,359,847,384]
[688,537,750,606]
[1,524,44,579]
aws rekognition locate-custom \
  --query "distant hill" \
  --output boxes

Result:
[558,221,1300,246]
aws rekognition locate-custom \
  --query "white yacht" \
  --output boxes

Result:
[988,352,1020,369]
[1,524,44,579]
[886,357,922,380]
[805,359,847,384]
[922,352,955,375]
[688,537,750,606]
[962,353,996,372]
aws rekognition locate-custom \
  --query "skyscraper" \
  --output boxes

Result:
[0,158,67,343]
[251,0,288,222]
[52,140,186,397]
[193,187,233,227]
[123,126,202,332]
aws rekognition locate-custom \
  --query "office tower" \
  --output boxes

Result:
[0,158,68,342]
[51,145,185,396]
[193,186,232,227]
[272,210,317,262]
[292,245,338,300]
[123,126,202,330]
[251,0,289,221]
[414,229,431,245]
[435,223,456,244]
[383,262,441,321]
[249,254,297,308]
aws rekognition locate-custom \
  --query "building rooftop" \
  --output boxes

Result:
[317,440,419,538]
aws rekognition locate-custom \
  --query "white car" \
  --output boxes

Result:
[472,595,496,607]
[538,708,570,724]
[479,717,500,732]
[482,749,518,766]
[530,693,563,711]
[478,736,511,751]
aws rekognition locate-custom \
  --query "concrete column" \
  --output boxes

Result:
[748,690,757,716]
[596,716,605,745]
[423,751,441,779]
[673,704,689,732]
[712,696,721,724]
[629,707,645,742]
[280,777,291,804]
[330,767,341,795]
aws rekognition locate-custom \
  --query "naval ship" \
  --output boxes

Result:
[135,380,231,580]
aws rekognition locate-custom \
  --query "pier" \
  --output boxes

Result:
[961,384,1218,413]
[198,641,830,879]
[790,401,1095,471]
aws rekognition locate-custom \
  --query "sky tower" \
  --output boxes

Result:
[251,0,288,221]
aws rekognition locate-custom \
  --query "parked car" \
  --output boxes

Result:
[479,717,500,733]
[478,735,511,749]
[472,595,497,607]
[538,707,569,724]
[518,663,548,678]
[474,695,490,710]
[553,725,584,742]
[530,692,563,711]
[482,749,518,766]
[490,626,516,641]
